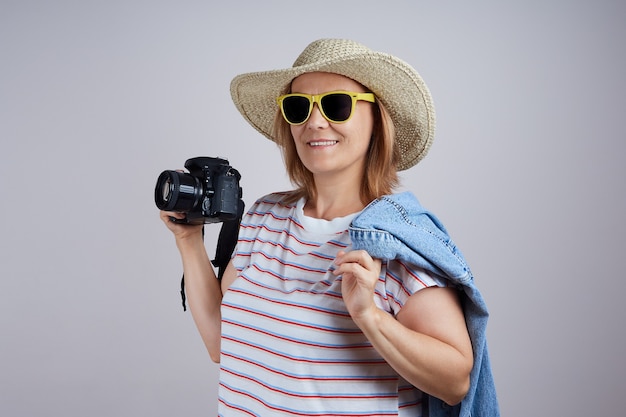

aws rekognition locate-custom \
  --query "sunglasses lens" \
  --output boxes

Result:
[282,96,311,124]
[320,93,353,122]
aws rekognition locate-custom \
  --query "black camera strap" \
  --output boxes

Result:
[179,200,245,311]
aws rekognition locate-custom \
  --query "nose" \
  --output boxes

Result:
[306,102,329,128]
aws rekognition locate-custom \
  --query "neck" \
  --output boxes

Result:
[304,175,366,220]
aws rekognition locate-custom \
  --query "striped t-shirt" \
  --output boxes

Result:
[219,192,445,416]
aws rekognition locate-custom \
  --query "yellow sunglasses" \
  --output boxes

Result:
[276,90,376,125]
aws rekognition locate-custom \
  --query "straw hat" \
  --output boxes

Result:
[230,38,435,170]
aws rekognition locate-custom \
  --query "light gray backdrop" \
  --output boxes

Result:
[1,1,624,416]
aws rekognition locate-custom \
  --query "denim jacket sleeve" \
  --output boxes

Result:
[349,192,500,417]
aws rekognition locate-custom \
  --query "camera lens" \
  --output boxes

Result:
[154,170,203,212]
[160,178,171,202]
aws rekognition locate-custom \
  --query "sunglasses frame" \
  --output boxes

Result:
[276,90,376,125]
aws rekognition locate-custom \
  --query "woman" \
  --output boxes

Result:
[161,39,496,416]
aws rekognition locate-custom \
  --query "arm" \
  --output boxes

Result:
[334,250,473,406]
[159,211,237,363]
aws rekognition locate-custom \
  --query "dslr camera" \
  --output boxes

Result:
[155,157,243,225]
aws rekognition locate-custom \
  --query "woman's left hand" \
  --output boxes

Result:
[333,250,382,320]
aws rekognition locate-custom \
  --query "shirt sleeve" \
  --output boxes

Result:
[230,198,261,273]
[379,259,448,316]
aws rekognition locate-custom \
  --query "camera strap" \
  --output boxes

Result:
[179,200,245,311]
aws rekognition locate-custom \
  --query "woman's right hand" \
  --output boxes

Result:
[159,210,204,243]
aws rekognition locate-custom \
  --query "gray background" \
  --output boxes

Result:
[1,1,624,416]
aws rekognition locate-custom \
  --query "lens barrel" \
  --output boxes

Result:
[154,170,202,212]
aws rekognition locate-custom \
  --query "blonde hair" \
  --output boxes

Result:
[273,97,399,205]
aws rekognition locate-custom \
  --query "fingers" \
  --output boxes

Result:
[159,210,185,230]
[335,250,375,267]
[333,250,380,275]
[160,210,185,223]
[159,210,204,241]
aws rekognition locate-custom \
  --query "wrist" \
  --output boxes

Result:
[175,231,205,252]
[351,303,384,330]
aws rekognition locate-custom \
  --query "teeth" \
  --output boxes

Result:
[309,140,337,147]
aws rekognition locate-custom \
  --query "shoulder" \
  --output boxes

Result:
[248,191,299,213]
[253,191,297,206]
[243,191,300,225]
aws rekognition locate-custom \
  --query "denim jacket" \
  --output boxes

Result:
[349,192,499,417]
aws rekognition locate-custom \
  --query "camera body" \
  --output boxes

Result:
[155,157,242,225]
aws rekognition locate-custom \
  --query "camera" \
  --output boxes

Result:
[155,157,243,225]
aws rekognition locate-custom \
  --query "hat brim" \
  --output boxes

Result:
[230,49,435,171]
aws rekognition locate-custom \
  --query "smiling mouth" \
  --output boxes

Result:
[308,140,338,147]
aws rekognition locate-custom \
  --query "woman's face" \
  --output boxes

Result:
[289,72,375,183]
